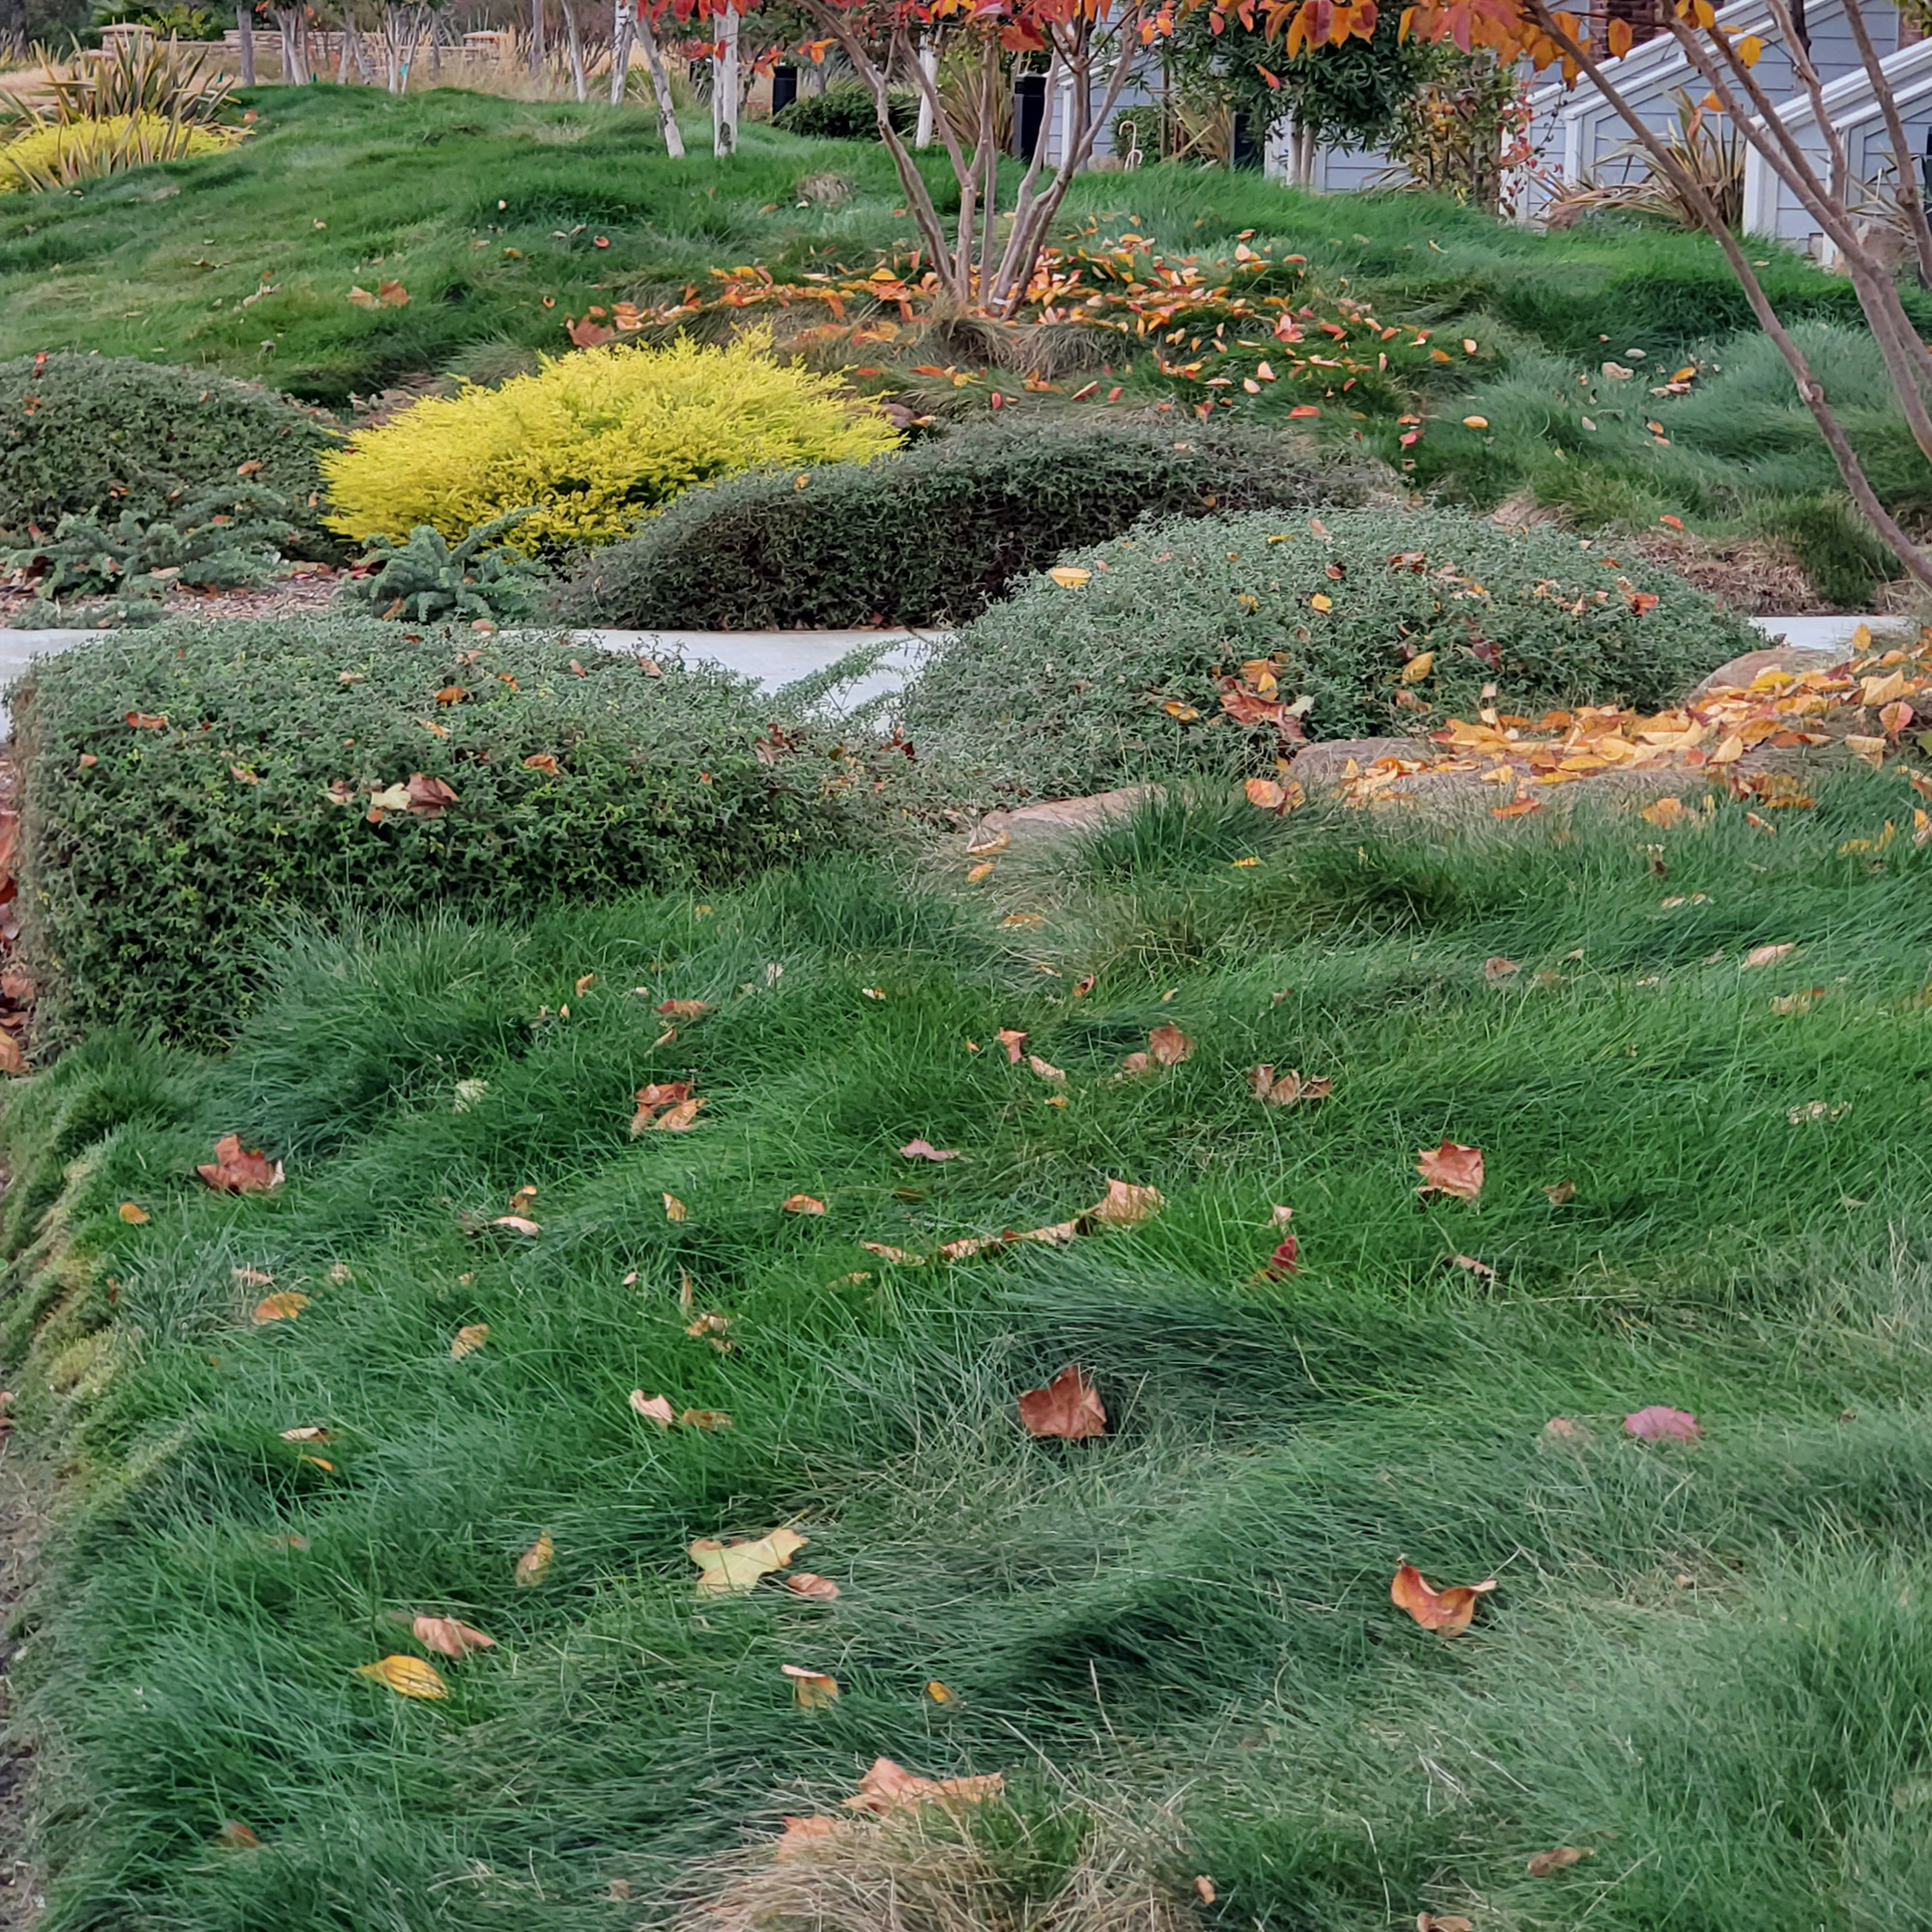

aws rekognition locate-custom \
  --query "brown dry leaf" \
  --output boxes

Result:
[1001,912,1045,929]
[1083,1179,1163,1227]
[1416,1141,1484,1203]
[0,1031,26,1078]
[251,1292,309,1324]
[508,1184,537,1215]
[125,710,168,729]
[663,1192,688,1221]
[629,1390,674,1427]
[1492,796,1543,819]
[1017,1364,1107,1440]
[492,1214,541,1235]
[781,1663,840,1709]
[996,1028,1028,1064]
[1771,988,1823,1015]
[405,774,458,817]
[630,1081,696,1133]
[199,1134,285,1194]
[776,1815,844,1857]
[1484,955,1520,982]
[233,1265,274,1289]
[1625,1405,1702,1441]
[1451,1253,1497,1282]
[1027,1054,1066,1084]
[657,998,712,1022]
[377,279,410,306]
[689,1525,807,1596]
[686,1310,731,1345]
[861,1240,927,1264]
[781,1194,827,1215]
[1544,1179,1576,1205]
[1845,734,1887,770]
[522,753,559,776]
[966,827,1011,857]
[355,1655,447,1699]
[450,1322,490,1358]
[1117,1051,1152,1078]
[1194,1876,1218,1904]
[784,1572,840,1601]
[966,861,996,882]
[1249,1065,1332,1106]
[679,1409,732,1430]
[844,1757,1005,1815]
[1639,795,1688,828]
[1390,1563,1496,1634]
[1744,942,1795,968]
[513,1533,554,1586]
[1526,1845,1593,1878]
[118,1201,151,1225]
[413,1615,496,1659]
[899,1139,961,1161]
[1148,1022,1192,1066]
[1245,777,1287,810]
[651,1097,706,1133]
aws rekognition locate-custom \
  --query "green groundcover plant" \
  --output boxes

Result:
[548,418,1380,633]
[5,782,1932,1930]
[11,620,847,1045]
[902,504,1759,805]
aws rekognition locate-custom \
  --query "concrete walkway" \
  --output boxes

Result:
[0,611,1909,730]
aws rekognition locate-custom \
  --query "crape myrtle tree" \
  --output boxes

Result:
[1260,0,1932,587]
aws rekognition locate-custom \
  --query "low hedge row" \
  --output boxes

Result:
[899,505,1760,804]
[14,620,845,1044]
[548,418,1378,632]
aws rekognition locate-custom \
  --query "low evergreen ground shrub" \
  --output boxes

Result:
[13,620,848,1044]
[901,505,1759,804]
[549,419,1379,631]
[0,353,338,536]
[770,85,917,139]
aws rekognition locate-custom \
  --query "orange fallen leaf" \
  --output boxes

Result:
[413,1615,496,1658]
[1526,1845,1593,1877]
[629,1390,674,1427]
[1416,1141,1484,1203]
[233,1265,274,1289]
[1391,1563,1495,1634]
[776,1815,843,1856]
[781,1663,839,1708]
[924,1679,954,1702]
[125,711,167,729]
[784,1572,840,1601]
[513,1532,554,1585]
[781,1194,827,1215]
[450,1322,490,1358]
[966,861,996,882]
[118,1201,150,1224]
[1194,1876,1218,1904]
[679,1408,732,1429]
[1148,1022,1192,1066]
[355,1655,446,1698]
[522,753,560,775]
[844,1757,1004,1815]
[1744,942,1794,968]
[1640,795,1688,828]
[1492,796,1543,819]
[663,1192,687,1221]
[657,998,711,1021]
[1017,1364,1106,1439]
[1249,1065,1332,1106]
[199,1134,284,1194]
[252,1292,309,1323]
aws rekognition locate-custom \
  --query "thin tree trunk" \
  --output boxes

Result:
[712,10,738,156]
[915,36,936,148]
[563,0,585,101]
[335,18,350,83]
[529,0,545,75]
[1838,0,1932,288]
[609,0,632,105]
[237,4,256,85]
[635,14,682,156]
[274,7,307,83]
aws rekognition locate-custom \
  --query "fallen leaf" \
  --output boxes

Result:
[251,1292,308,1323]
[996,1028,1028,1063]
[1526,1845,1593,1878]
[1771,988,1823,1014]
[781,1663,839,1708]
[861,1241,927,1264]
[279,1425,329,1441]
[785,1572,839,1601]
[781,1194,827,1215]
[1390,1563,1496,1634]
[1744,943,1794,968]
[1027,1055,1066,1084]
[1083,1179,1163,1228]
[1017,1364,1107,1439]
[522,753,559,775]
[1417,1918,1475,1932]
[1249,1065,1333,1106]
[1001,912,1044,929]
[657,999,711,1022]
[1148,1022,1192,1066]
[377,279,410,305]
[1400,651,1435,684]
[1846,734,1887,770]
[1625,1405,1701,1441]
[492,1214,541,1235]
[679,1408,732,1430]
[405,774,458,816]
[966,861,996,882]
[118,1201,150,1225]
[1640,795,1688,828]
[1451,1253,1497,1281]
[1492,797,1543,819]
[198,1134,284,1194]
[689,1525,808,1595]
[508,1184,537,1215]
[1484,956,1519,982]
[844,1757,1004,1815]
[966,828,1010,858]
[899,1139,962,1161]
[1542,1416,1591,1444]
[215,1820,261,1848]
[924,1679,953,1702]
[776,1815,844,1856]
[663,1192,687,1221]
[1047,565,1091,588]
[1543,1179,1576,1205]
[125,710,167,729]
[355,1655,447,1699]
[1117,1050,1152,1078]
[1195,1876,1218,1904]
[1260,1236,1298,1279]
[413,1615,496,1658]
[1416,1141,1484,1203]
[686,1310,731,1346]
[450,1322,490,1358]
[513,1532,554,1585]
[629,1390,674,1427]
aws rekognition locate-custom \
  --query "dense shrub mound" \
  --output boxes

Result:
[770,85,917,138]
[901,505,1759,803]
[0,353,337,534]
[550,419,1378,631]
[14,620,844,1044]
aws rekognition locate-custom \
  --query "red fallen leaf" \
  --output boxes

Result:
[1148,1022,1192,1066]
[412,1614,496,1658]
[125,710,167,729]
[199,1134,284,1194]
[1625,1405,1701,1441]
[996,1027,1028,1063]
[1260,1235,1298,1278]
[1017,1364,1106,1440]
[568,315,615,347]
[785,1572,840,1600]
[899,1139,962,1161]
[1416,1141,1484,1202]
[1390,1563,1495,1634]
[843,1757,1005,1815]
[630,1080,694,1134]
[405,773,457,816]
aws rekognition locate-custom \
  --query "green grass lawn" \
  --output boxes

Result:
[9,778,1932,1929]
[3,83,1927,596]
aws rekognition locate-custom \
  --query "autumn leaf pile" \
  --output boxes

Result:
[10,763,1932,1928]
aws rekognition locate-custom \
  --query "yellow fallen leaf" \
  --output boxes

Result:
[663,1192,687,1221]
[966,861,996,882]
[1047,565,1091,589]
[1082,1178,1163,1227]
[689,1525,808,1595]
[450,1323,490,1358]
[1400,652,1435,684]
[355,1655,447,1699]
[1845,734,1887,770]
[513,1532,554,1586]
[781,1663,839,1708]
[1309,593,1333,612]
[118,1201,151,1225]
[1462,415,1489,429]
[925,1679,955,1702]
[252,1292,309,1324]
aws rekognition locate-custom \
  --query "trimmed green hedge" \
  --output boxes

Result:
[900,505,1760,805]
[0,354,339,536]
[548,419,1378,631]
[14,620,844,1045]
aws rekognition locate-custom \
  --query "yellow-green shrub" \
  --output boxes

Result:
[321,331,898,555]
[0,114,237,192]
